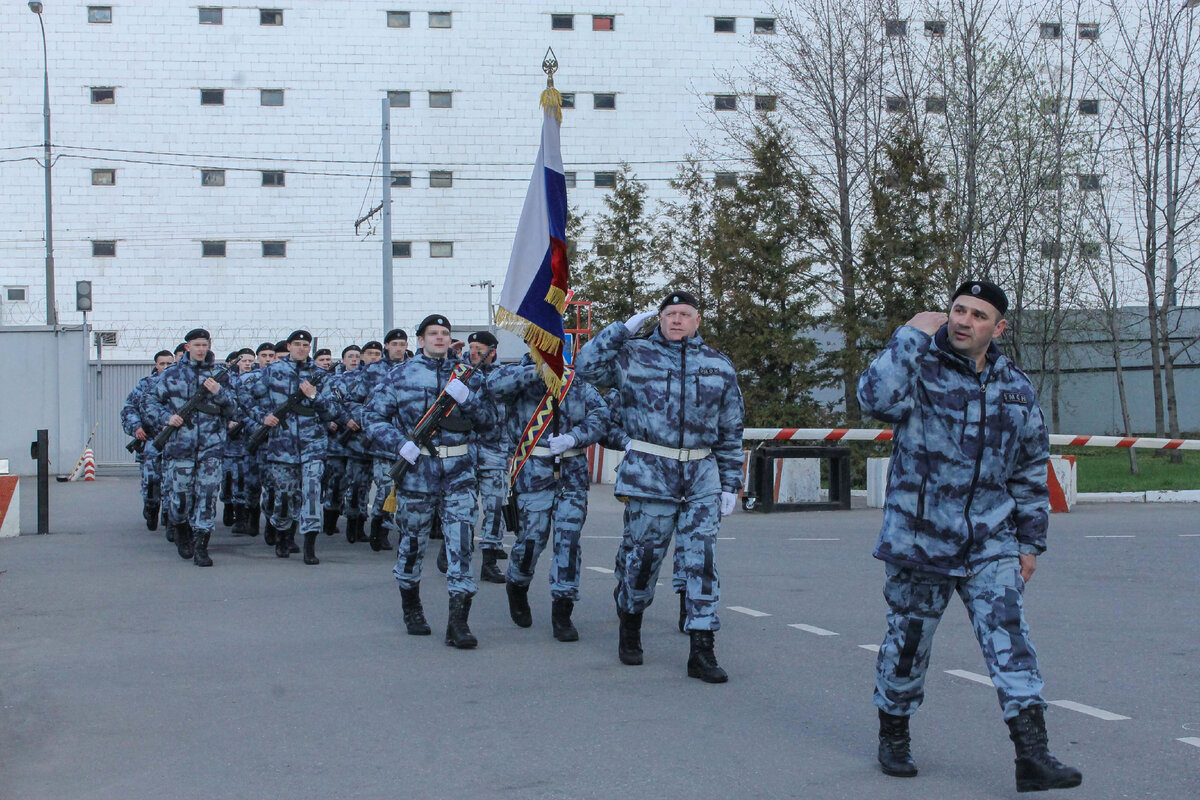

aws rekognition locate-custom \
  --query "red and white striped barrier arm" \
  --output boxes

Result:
[743,428,1200,451]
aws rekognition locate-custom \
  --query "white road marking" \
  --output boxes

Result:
[945,669,993,686]
[717,537,736,540]
[858,644,881,653]
[727,606,771,617]
[1048,700,1130,721]
[1084,535,1136,539]
[789,624,839,636]
[1179,534,1200,538]
[586,566,614,574]
[789,537,841,541]
[1178,737,1200,748]
[582,536,622,539]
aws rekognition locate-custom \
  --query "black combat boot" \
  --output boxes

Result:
[551,598,579,642]
[345,516,359,543]
[494,547,507,561]
[263,518,277,547]
[506,581,533,628]
[399,585,431,636]
[436,539,448,574]
[687,631,728,683]
[222,503,235,527]
[163,509,174,542]
[480,550,505,584]
[192,529,213,567]
[231,504,249,535]
[287,522,299,553]
[274,522,289,558]
[322,508,339,536]
[377,516,392,550]
[878,710,918,777]
[175,523,194,560]
[444,594,478,649]
[678,590,687,633]
[303,531,320,565]
[369,516,384,551]
[247,504,261,537]
[617,609,644,666]
[1006,707,1083,792]
[144,501,159,531]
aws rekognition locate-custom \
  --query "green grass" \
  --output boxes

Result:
[1055,447,1200,493]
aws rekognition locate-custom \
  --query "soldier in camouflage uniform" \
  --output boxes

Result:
[858,280,1081,793]
[364,314,494,649]
[466,331,509,583]
[575,290,744,683]
[143,328,235,567]
[489,356,610,641]
[251,330,341,565]
[121,349,174,531]
[325,344,372,543]
[219,350,253,531]
[234,342,277,539]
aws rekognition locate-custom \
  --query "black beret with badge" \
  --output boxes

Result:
[184,327,211,342]
[341,344,361,357]
[658,290,701,312]
[384,328,408,343]
[362,340,383,352]
[951,280,1009,316]
[417,314,451,336]
[256,341,274,354]
[287,329,313,344]
[467,330,498,348]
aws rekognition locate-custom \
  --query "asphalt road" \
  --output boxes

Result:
[2,478,1198,799]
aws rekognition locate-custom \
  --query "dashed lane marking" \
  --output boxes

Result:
[789,538,841,541]
[945,669,993,686]
[586,566,614,574]
[858,644,881,653]
[1048,700,1130,721]
[728,606,771,617]
[718,537,736,540]
[789,624,839,636]
[1084,535,1136,539]
[582,536,622,539]
[1178,737,1200,748]
[1179,534,1200,538]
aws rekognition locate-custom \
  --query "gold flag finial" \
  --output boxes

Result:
[541,48,563,123]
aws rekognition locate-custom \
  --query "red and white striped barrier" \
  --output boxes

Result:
[0,475,19,537]
[745,428,1200,451]
[81,448,96,482]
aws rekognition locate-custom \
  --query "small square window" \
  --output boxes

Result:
[1078,23,1100,41]
[714,17,736,33]
[430,170,453,188]
[594,171,617,189]
[91,87,115,104]
[92,240,116,257]
[560,93,575,109]
[388,90,411,108]
[754,17,776,34]
[387,11,411,28]
[552,14,573,30]
[391,170,412,188]
[714,94,738,111]
[87,6,112,23]
[1040,97,1061,115]
[925,95,946,114]
[430,241,454,258]
[596,243,616,257]
[261,89,284,106]
[1038,174,1062,190]
[262,241,286,257]
[392,241,412,258]
[429,11,452,28]
[886,95,909,113]
[429,91,453,108]
[593,93,616,110]
[200,89,225,106]
[202,241,227,257]
[714,172,738,189]
[754,94,777,112]
[1040,22,1062,40]
[92,168,116,186]
[199,7,222,24]
[1040,240,1062,259]
[260,9,283,26]
[201,169,226,187]
[262,170,285,187]
[564,171,576,188]
[593,15,614,31]
[5,287,28,302]
[1078,98,1099,115]
[925,20,946,37]
[885,19,907,37]
[1078,174,1102,191]
[1080,241,1102,259]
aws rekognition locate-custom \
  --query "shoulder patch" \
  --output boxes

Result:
[1002,390,1029,405]
[698,366,722,377]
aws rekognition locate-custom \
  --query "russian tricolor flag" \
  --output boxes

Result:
[496,94,570,391]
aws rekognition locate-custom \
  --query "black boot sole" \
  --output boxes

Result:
[879,761,918,778]
[687,662,729,683]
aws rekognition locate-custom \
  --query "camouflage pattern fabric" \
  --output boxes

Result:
[140,451,163,506]
[267,460,325,536]
[322,455,347,512]
[142,352,234,461]
[369,457,395,520]
[506,487,587,601]
[164,454,222,534]
[391,489,479,597]
[476,468,507,552]
[240,452,261,508]
[341,356,403,459]
[341,457,372,519]
[249,355,339,464]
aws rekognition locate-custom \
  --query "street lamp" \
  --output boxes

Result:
[29,1,57,327]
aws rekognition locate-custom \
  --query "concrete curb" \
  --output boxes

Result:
[1078,490,1200,504]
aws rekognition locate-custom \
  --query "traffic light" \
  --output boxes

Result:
[76,280,92,312]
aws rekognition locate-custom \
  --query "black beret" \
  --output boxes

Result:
[255,341,274,354]
[658,290,700,312]
[184,327,211,342]
[225,351,240,363]
[362,340,384,352]
[417,314,451,336]
[384,328,408,343]
[341,344,361,357]
[287,329,313,343]
[952,280,1009,316]
[153,350,172,360]
[467,330,499,347]
[314,348,331,358]
[238,347,254,357]
[273,340,288,353]
[174,342,187,354]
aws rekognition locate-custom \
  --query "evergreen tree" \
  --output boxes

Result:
[661,157,723,327]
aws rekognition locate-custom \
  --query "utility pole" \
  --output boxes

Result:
[30,2,56,326]
[381,97,394,332]
[471,280,495,329]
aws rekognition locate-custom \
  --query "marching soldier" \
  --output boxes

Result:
[314,348,333,371]
[220,351,244,529]
[326,345,372,543]
[120,349,175,531]
[143,328,236,567]
[466,331,509,583]
[364,314,494,648]
[489,356,610,641]
[235,342,277,539]
[575,290,744,683]
[224,348,256,535]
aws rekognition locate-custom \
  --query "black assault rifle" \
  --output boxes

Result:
[151,365,231,450]
[125,437,146,454]
[246,371,325,453]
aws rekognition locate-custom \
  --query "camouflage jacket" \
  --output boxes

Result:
[575,323,745,502]
[489,360,610,494]
[326,365,370,459]
[343,356,403,458]
[221,371,252,457]
[143,352,236,461]
[470,361,512,472]
[857,324,1050,577]
[120,370,157,436]
[250,355,339,464]
[363,351,494,494]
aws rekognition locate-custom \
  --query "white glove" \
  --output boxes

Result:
[547,434,576,455]
[444,377,470,404]
[624,310,657,334]
[719,491,737,518]
[399,440,420,465]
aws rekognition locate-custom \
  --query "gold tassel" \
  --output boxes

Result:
[544,285,568,313]
[494,307,564,355]
[540,87,563,125]
[382,487,396,513]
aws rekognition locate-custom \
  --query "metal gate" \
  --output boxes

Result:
[88,361,154,467]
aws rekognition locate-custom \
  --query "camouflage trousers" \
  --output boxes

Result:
[322,456,346,511]
[392,487,479,597]
[164,455,222,534]
[139,450,163,505]
[220,453,249,504]
[340,457,372,519]
[615,496,721,632]
[476,469,507,551]
[370,457,396,522]
[241,452,261,508]
[506,487,587,601]
[266,460,325,536]
[258,452,275,516]
[874,557,1045,721]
